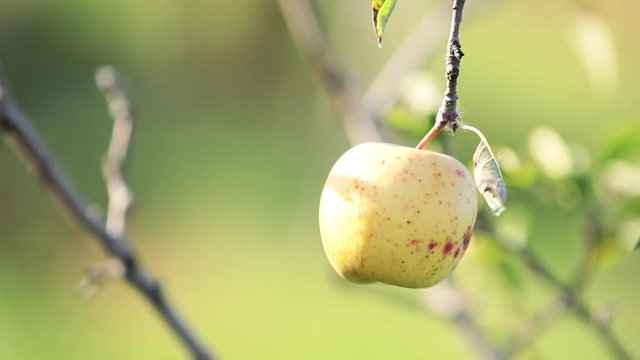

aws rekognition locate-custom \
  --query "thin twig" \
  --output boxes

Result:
[423,280,505,360]
[417,0,466,150]
[97,66,135,239]
[0,72,214,360]
[276,0,381,144]
[574,303,633,360]
[572,209,604,290]
[501,293,572,357]
[453,313,506,360]
[495,241,633,359]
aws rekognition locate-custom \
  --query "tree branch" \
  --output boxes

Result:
[97,66,135,239]
[276,0,381,144]
[0,71,214,360]
[417,0,466,150]
[501,293,572,357]
[495,240,633,360]
[422,280,505,360]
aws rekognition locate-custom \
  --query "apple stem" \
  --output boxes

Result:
[416,121,445,150]
[416,0,466,150]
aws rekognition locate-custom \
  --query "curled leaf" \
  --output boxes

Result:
[372,0,397,47]
[463,124,507,216]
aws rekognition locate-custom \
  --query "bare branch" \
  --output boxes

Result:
[423,280,505,360]
[96,66,135,239]
[495,241,633,359]
[276,0,381,144]
[76,259,125,299]
[572,209,604,290]
[417,0,467,150]
[574,301,633,360]
[502,293,572,357]
[0,72,214,360]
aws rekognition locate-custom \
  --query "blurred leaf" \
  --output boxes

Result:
[502,161,538,189]
[618,219,640,252]
[463,125,507,216]
[372,0,397,47]
[385,106,435,141]
[570,144,592,174]
[591,239,628,271]
[597,123,640,165]
[528,127,573,180]
[398,72,440,115]
[495,146,521,173]
[554,181,583,210]
[495,205,531,250]
[497,257,524,291]
[598,161,640,198]
[571,11,618,95]
[468,234,524,292]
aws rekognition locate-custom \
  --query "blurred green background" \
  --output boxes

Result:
[1,0,639,359]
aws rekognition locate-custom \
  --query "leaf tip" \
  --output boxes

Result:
[371,0,396,48]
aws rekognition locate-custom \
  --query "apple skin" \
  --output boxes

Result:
[319,142,477,288]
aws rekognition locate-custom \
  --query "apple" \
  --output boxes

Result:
[319,142,477,288]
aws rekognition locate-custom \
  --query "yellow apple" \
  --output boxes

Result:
[319,142,477,288]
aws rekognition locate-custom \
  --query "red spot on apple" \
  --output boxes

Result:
[455,169,464,178]
[462,225,473,250]
[443,242,454,254]
[428,241,438,250]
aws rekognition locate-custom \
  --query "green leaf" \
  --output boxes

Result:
[597,122,640,165]
[372,0,397,47]
[385,106,435,142]
[497,257,524,291]
[463,124,507,216]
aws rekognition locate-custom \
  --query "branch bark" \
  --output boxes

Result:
[276,0,381,144]
[417,0,466,150]
[97,66,135,239]
[495,238,633,360]
[0,71,214,360]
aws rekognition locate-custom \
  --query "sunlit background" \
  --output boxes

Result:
[1,0,639,359]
